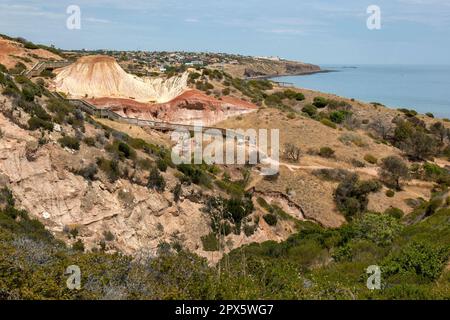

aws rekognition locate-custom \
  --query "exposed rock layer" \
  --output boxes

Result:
[53,55,188,103]
[88,89,257,126]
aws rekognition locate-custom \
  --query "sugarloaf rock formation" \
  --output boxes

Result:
[52,55,188,103]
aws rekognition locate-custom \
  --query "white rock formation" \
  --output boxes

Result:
[52,55,188,103]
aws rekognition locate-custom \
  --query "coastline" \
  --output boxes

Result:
[243,69,336,81]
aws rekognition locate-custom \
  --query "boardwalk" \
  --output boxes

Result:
[27,61,245,139]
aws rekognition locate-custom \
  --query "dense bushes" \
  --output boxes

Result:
[147,167,166,191]
[302,104,317,117]
[96,157,120,182]
[318,147,335,158]
[334,174,382,219]
[263,213,278,226]
[1,184,450,299]
[393,119,436,160]
[27,116,53,131]
[177,163,211,186]
[58,136,80,150]
[379,156,409,190]
[382,241,449,281]
[313,96,328,108]
[330,110,352,124]
[106,140,136,160]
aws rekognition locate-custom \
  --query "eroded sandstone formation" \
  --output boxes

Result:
[52,55,188,103]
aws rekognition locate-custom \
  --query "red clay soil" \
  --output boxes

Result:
[88,89,257,111]
[87,89,257,125]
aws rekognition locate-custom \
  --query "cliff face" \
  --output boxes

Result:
[221,59,321,78]
[52,55,188,103]
[88,90,257,126]
[0,108,295,263]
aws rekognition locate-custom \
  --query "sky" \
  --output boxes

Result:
[1,0,450,65]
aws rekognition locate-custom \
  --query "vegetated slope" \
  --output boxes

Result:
[0,68,300,265]
[218,58,321,78]
[0,35,62,69]
[52,55,189,103]
[1,35,450,300]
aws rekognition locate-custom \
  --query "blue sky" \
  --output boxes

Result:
[1,0,450,65]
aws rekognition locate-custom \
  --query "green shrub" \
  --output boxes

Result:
[382,241,449,281]
[283,89,305,101]
[320,118,337,129]
[334,174,382,219]
[96,157,120,182]
[385,207,404,219]
[426,112,434,118]
[263,213,278,226]
[173,183,182,202]
[330,110,352,124]
[177,163,210,186]
[313,96,328,108]
[398,108,418,117]
[157,158,168,172]
[27,116,53,131]
[379,156,410,190]
[385,190,395,198]
[58,136,80,150]
[243,223,257,237]
[72,239,85,252]
[353,212,403,246]
[302,104,317,117]
[106,140,136,160]
[201,232,219,251]
[103,231,115,241]
[364,154,378,164]
[9,62,26,75]
[318,147,335,158]
[147,167,166,191]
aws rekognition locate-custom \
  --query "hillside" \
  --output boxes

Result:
[214,57,322,79]
[1,35,450,300]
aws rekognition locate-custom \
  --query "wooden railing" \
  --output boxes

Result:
[30,62,244,139]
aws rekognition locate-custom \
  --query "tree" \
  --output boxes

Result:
[334,174,381,219]
[283,143,301,162]
[394,120,436,160]
[430,122,447,144]
[370,118,393,140]
[379,156,410,190]
[147,167,166,192]
[173,183,182,202]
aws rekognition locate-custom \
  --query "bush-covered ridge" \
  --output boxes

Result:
[1,185,449,299]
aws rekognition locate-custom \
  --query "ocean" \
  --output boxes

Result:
[271,65,450,118]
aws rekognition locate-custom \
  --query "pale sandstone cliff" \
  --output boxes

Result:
[52,55,188,103]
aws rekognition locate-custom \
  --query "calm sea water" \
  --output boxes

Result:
[271,65,450,118]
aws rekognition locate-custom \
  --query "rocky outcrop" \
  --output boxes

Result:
[88,89,257,126]
[52,55,188,103]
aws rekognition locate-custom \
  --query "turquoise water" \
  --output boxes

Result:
[271,65,450,118]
